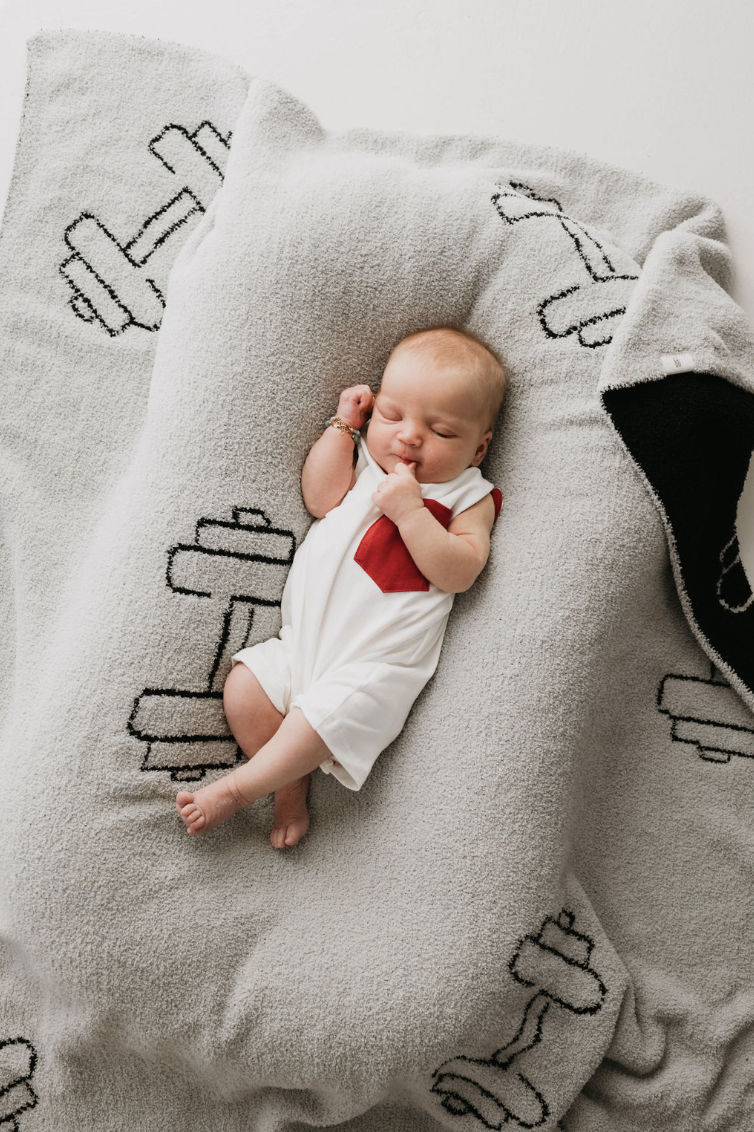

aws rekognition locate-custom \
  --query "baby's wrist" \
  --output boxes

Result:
[324,415,361,442]
[395,499,426,532]
[335,411,363,430]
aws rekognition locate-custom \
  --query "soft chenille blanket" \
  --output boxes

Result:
[2,28,754,1132]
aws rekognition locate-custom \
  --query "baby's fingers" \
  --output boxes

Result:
[358,387,374,411]
[343,383,369,399]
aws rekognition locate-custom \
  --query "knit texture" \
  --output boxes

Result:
[1,29,754,1132]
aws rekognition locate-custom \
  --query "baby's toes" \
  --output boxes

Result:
[270,825,285,849]
[175,790,194,812]
[180,803,204,831]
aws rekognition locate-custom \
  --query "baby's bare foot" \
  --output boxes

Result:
[176,773,248,835]
[270,774,311,849]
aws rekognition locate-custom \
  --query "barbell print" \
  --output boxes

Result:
[60,121,230,336]
[431,911,606,1129]
[658,666,754,763]
[128,508,295,781]
[0,1039,37,1131]
[491,181,638,349]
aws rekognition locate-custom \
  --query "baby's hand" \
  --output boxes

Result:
[372,461,424,525]
[336,385,374,430]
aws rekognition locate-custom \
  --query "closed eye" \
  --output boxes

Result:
[433,430,455,438]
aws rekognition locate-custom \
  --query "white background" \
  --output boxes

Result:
[1,0,754,573]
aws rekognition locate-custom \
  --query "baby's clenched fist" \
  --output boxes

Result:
[372,461,424,525]
[336,385,374,430]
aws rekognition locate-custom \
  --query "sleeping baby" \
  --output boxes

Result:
[176,326,506,847]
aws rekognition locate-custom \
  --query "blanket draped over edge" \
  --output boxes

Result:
[1,29,754,1132]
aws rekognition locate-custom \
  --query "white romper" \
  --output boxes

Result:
[231,433,500,790]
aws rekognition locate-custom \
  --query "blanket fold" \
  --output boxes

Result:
[1,29,754,1132]
[598,210,754,708]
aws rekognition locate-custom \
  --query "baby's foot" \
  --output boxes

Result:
[270,774,311,849]
[176,773,248,835]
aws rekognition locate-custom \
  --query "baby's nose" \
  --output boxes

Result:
[397,422,422,444]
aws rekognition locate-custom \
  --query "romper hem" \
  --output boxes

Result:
[232,646,389,791]
[292,662,398,791]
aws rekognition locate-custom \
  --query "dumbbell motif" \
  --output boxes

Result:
[0,1039,37,1131]
[128,507,295,781]
[717,532,754,613]
[431,910,606,1129]
[491,182,639,349]
[59,120,230,336]
[657,663,754,763]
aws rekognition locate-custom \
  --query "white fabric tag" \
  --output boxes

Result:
[661,352,696,374]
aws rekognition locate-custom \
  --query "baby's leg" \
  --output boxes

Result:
[222,661,284,757]
[176,708,330,841]
[221,663,313,848]
[176,666,329,847]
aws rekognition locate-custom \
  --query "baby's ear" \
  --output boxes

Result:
[472,429,493,466]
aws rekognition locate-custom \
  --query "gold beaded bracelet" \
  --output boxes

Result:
[324,416,361,442]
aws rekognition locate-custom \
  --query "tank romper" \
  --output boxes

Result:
[231,433,502,790]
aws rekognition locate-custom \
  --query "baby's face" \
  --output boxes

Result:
[366,347,493,484]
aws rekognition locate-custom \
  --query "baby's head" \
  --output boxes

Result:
[367,326,507,483]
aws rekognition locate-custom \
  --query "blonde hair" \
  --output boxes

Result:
[386,325,507,431]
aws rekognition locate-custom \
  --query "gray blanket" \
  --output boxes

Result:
[2,29,754,1132]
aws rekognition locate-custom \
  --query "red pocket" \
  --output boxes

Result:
[354,499,453,593]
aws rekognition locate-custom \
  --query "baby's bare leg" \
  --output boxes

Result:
[222,662,284,756]
[176,672,330,846]
[220,663,314,848]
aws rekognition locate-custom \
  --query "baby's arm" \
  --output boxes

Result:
[372,463,495,593]
[399,494,495,592]
[301,385,373,518]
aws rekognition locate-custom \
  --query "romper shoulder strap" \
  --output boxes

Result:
[426,466,496,519]
[451,482,503,524]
